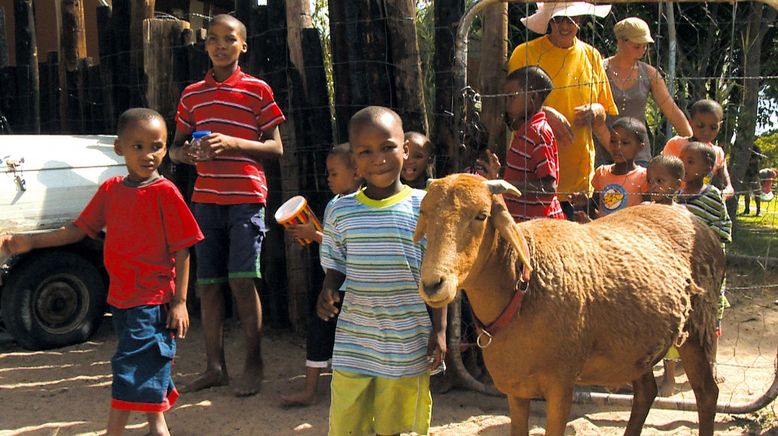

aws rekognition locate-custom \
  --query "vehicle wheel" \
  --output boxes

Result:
[1,251,106,350]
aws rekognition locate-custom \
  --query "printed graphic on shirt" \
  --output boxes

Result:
[601,183,628,212]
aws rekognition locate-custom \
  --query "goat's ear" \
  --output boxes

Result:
[484,179,522,198]
[414,213,427,242]
[490,200,533,279]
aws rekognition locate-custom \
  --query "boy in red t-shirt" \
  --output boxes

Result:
[0,108,203,435]
[170,14,285,397]
[500,65,565,221]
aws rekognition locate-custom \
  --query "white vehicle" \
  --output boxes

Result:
[1,135,124,349]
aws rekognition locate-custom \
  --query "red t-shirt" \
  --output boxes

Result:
[74,177,204,308]
[176,67,286,205]
[502,112,565,221]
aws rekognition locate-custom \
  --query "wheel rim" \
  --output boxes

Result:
[32,273,90,335]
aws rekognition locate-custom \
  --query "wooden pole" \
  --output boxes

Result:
[97,5,115,132]
[130,0,155,106]
[0,7,8,68]
[327,0,351,142]
[143,18,191,122]
[385,0,428,134]
[60,0,87,71]
[477,3,507,159]
[433,0,465,175]
[14,0,40,133]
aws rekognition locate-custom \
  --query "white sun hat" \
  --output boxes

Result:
[521,2,612,34]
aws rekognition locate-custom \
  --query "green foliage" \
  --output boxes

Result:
[755,131,778,170]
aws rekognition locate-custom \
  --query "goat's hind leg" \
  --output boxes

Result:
[507,396,530,436]
[678,340,718,436]
[625,370,657,435]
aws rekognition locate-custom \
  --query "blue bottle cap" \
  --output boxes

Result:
[192,130,211,139]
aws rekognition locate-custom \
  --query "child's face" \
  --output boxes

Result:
[326,153,359,195]
[647,164,681,201]
[607,126,643,164]
[205,20,247,69]
[690,111,722,144]
[350,116,407,195]
[114,118,167,182]
[503,79,534,130]
[402,137,432,184]
[680,148,712,184]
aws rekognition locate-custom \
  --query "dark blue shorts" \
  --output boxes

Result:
[111,304,178,412]
[193,203,267,284]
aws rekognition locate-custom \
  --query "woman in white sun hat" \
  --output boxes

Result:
[599,16,692,167]
[508,2,617,220]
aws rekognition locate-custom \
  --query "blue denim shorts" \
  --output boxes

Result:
[111,304,178,412]
[193,203,267,284]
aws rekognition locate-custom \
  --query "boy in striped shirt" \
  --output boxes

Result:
[317,106,446,435]
[170,14,285,397]
[678,141,731,385]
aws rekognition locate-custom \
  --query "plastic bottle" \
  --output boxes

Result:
[190,130,211,160]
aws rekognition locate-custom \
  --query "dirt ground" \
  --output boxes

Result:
[1,269,777,435]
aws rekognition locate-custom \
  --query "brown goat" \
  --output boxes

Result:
[415,174,722,436]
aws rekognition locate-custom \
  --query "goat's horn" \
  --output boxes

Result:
[425,178,437,189]
[484,179,522,198]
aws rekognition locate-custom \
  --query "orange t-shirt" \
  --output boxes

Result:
[592,165,648,215]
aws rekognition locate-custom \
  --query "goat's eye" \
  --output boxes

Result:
[475,212,488,221]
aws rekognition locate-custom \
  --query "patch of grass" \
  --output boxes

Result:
[731,197,778,258]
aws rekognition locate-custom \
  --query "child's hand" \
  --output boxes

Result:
[316,288,341,321]
[722,185,735,200]
[567,192,589,209]
[427,329,446,372]
[193,133,237,160]
[177,140,198,165]
[0,234,33,256]
[573,103,606,127]
[543,106,573,147]
[286,222,319,242]
[573,210,592,223]
[167,301,189,339]
[475,150,501,180]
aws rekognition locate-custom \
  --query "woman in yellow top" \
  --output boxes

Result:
[508,2,618,218]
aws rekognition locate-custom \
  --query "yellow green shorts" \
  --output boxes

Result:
[665,345,680,361]
[329,369,432,435]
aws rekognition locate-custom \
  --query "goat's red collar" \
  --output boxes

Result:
[472,265,529,348]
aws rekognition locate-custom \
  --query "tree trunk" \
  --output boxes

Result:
[729,3,777,223]
[477,3,507,159]
[143,18,190,122]
[14,0,39,133]
[385,0,428,134]
[433,0,465,176]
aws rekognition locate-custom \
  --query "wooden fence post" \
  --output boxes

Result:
[97,4,115,132]
[385,0,428,134]
[144,18,191,122]
[478,3,508,159]
[14,0,40,133]
[0,7,8,68]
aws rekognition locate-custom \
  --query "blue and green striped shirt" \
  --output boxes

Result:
[321,185,430,378]
[679,184,732,244]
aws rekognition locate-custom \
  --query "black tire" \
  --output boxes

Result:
[1,250,106,350]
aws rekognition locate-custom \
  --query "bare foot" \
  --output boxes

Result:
[713,364,726,384]
[280,391,318,408]
[234,365,264,397]
[181,369,228,393]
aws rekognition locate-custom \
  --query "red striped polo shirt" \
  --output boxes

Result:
[503,112,565,221]
[175,67,285,205]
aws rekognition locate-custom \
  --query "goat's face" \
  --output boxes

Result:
[414,174,532,308]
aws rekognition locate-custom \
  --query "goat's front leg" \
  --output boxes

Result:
[507,395,530,436]
[544,383,574,436]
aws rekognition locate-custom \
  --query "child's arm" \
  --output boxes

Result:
[573,103,610,147]
[427,306,448,371]
[542,106,573,147]
[0,223,86,256]
[717,165,734,200]
[285,222,323,244]
[316,269,346,321]
[167,248,191,339]
[196,126,283,162]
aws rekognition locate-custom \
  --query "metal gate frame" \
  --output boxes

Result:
[445,0,778,414]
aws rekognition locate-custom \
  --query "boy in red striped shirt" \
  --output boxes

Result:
[170,14,285,397]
